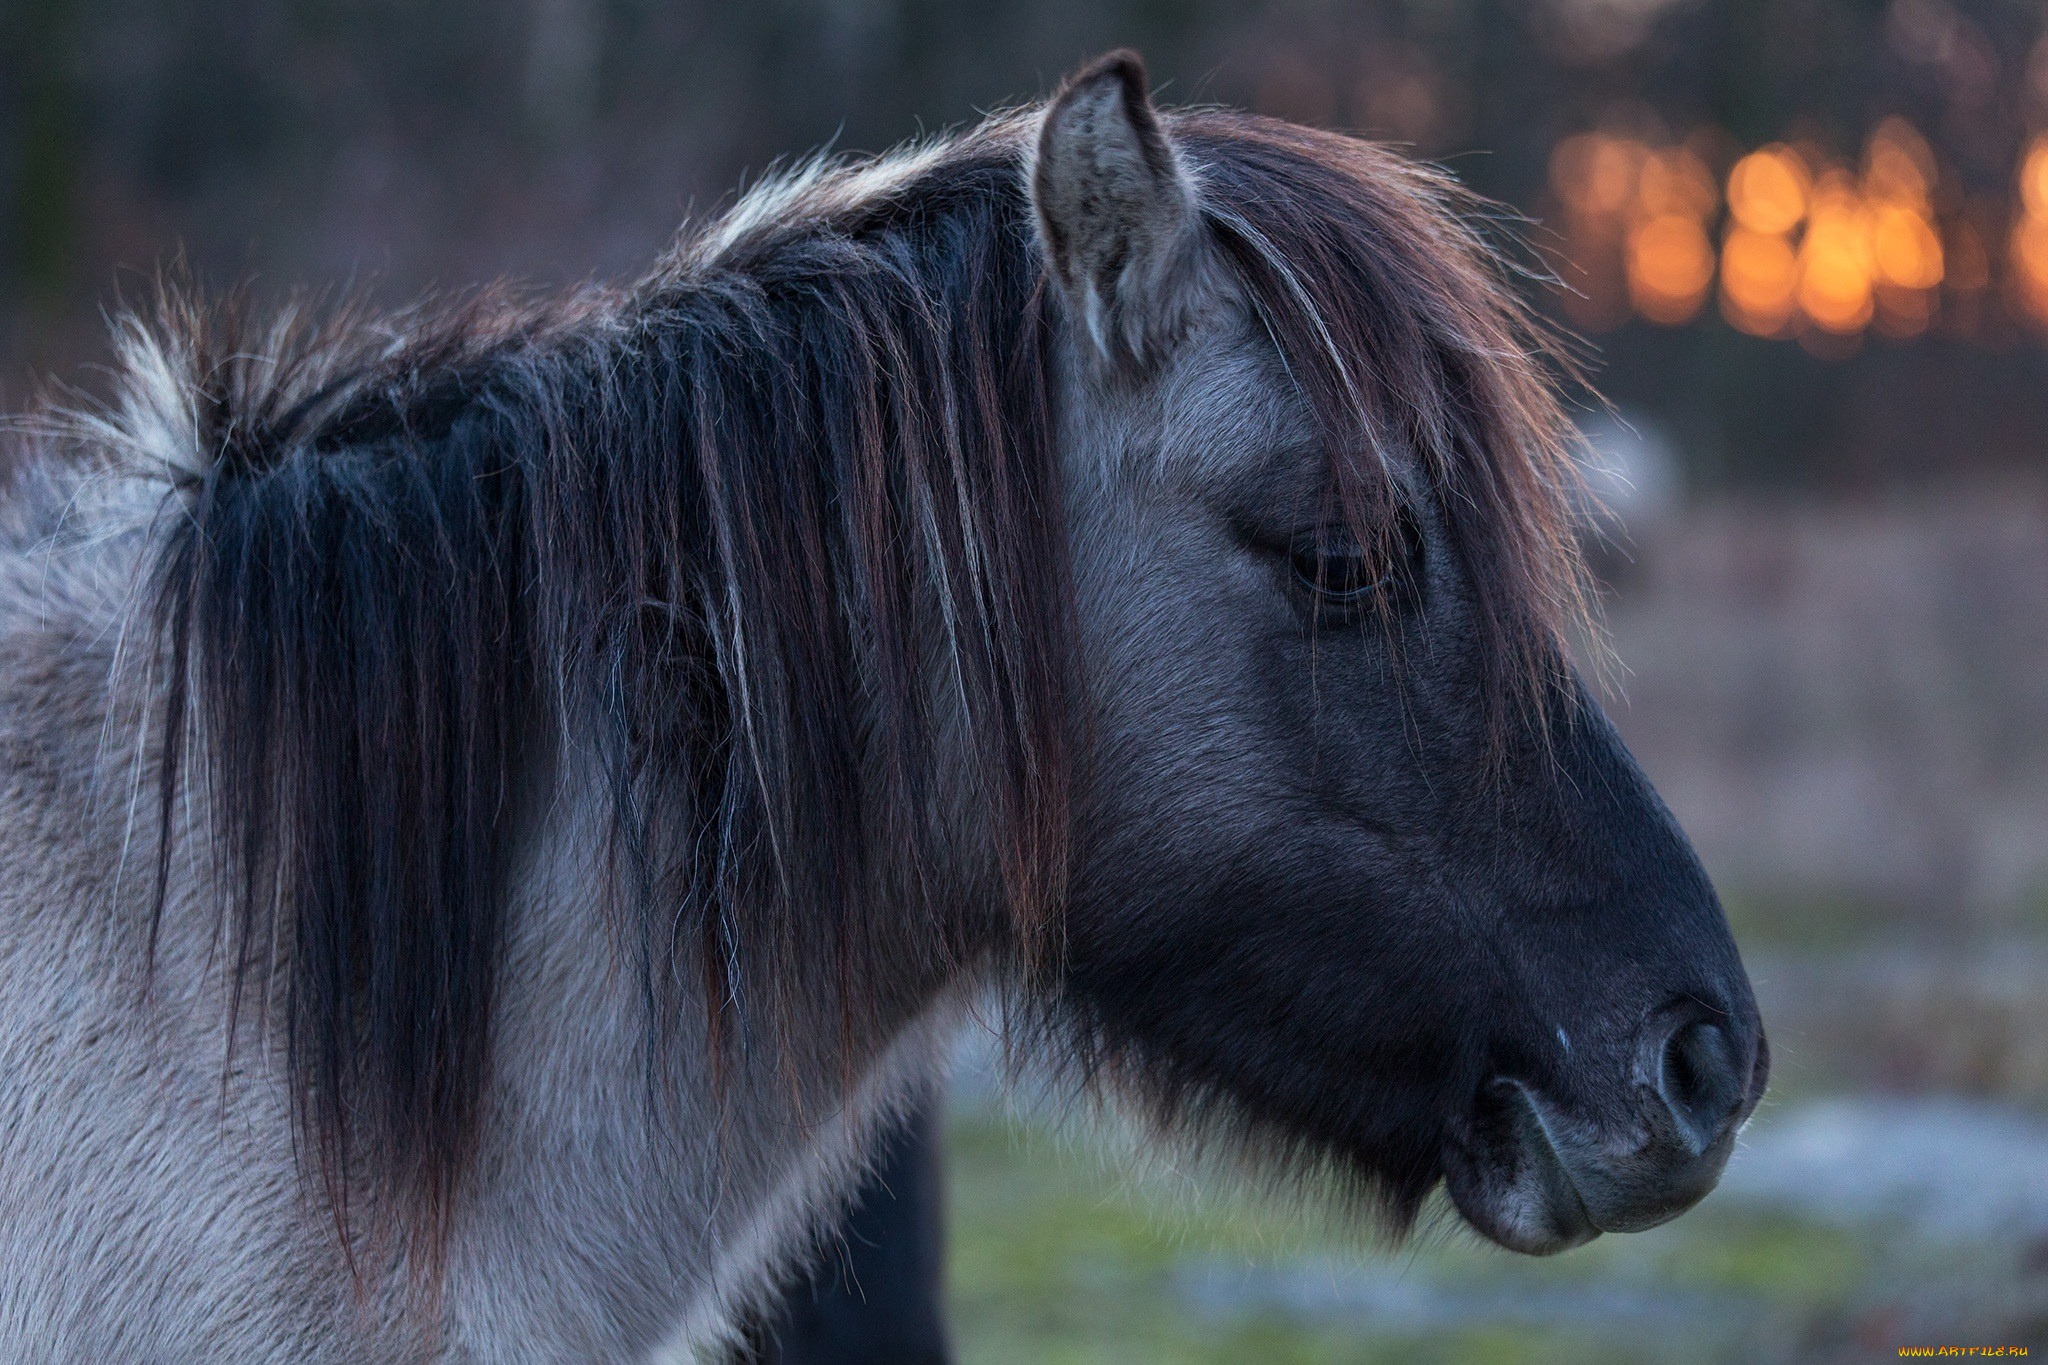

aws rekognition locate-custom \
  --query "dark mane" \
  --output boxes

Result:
[141,124,1072,1258]
[75,107,1585,1261]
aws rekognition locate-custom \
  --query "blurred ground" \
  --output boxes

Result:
[945,1089,2048,1362]
[946,1026,2048,1361]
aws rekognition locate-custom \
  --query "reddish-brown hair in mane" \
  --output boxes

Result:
[1182,113,1590,731]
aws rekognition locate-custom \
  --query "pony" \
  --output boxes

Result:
[0,51,1766,1361]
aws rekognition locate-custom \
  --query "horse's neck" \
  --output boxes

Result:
[458,766,967,1352]
[0,470,963,1357]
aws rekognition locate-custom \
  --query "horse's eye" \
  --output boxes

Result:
[1288,514,1420,608]
[1291,538,1386,601]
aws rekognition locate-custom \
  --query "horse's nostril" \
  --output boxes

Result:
[1653,1018,1745,1154]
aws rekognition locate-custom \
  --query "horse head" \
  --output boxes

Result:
[1031,51,1766,1253]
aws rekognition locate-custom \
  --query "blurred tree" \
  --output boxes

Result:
[3,0,81,311]
[4,0,2048,484]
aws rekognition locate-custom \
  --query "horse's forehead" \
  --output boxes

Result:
[1161,325,1316,481]
[1067,318,1323,501]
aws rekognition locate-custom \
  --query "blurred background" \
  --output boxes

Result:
[4,0,2047,1358]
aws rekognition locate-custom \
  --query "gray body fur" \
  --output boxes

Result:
[0,466,962,1360]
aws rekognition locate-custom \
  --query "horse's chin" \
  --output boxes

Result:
[1438,1075,1742,1255]
[1438,1086,1602,1255]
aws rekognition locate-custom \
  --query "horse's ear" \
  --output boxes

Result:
[1032,50,1215,366]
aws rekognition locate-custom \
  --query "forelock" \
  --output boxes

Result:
[1174,112,1593,718]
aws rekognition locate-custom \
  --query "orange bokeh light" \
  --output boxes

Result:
[1871,205,1943,291]
[1863,118,1937,214]
[1628,214,1716,323]
[1551,132,1647,221]
[1549,115,1975,343]
[2011,214,2048,325]
[1719,227,1799,335]
[2020,135,2048,221]
[1727,147,1810,235]
[1797,173,1875,334]
[1638,148,1719,222]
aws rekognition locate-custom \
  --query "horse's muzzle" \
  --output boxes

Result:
[1441,1000,1770,1255]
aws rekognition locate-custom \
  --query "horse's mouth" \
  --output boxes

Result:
[1440,1080,1604,1254]
[1440,1019,1770,1255]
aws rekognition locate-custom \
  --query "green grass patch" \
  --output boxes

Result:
[944,1106,1882,1363]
